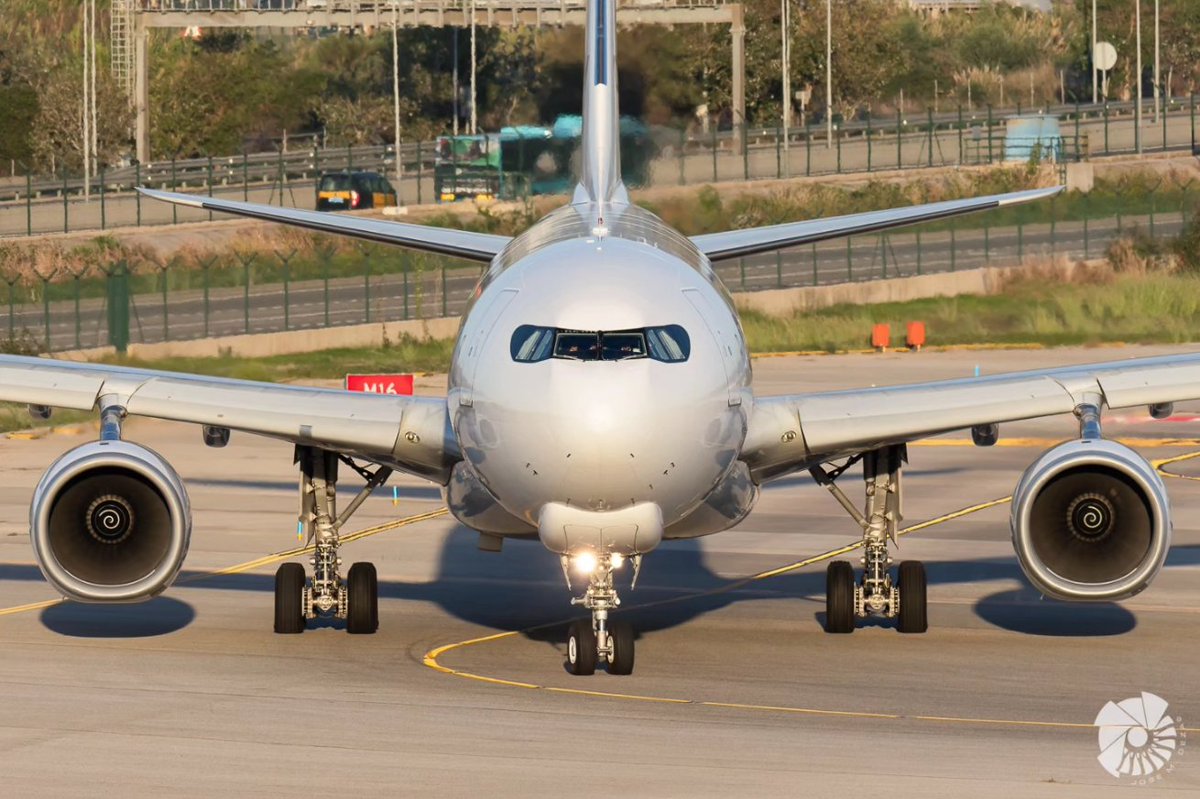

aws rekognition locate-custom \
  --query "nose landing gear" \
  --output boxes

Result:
[273,446,391,635]
[812,446,928,634]
[564,552,639,675]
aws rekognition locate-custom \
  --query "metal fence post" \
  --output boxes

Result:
[199,256,214,338]
[811,243,818,285]
[711,124,718,182]
[896,108,903,168]
[1192,93,1196,153]
[950,227,956,271]
[322,247,331,326]
[775,252,782,288]
[25,170,31,236]
[403,262,410,320]
[866,112,873,171]
[71,269,82,349]
[99,167,106,230]
[1103,104,1110,154]
[742,123,749,180]
[135,162,142,226]
[846,238,852,281]
[171,157,178,224]
[986,105,993,162]
[777,124,787,177]
[836,124,842,173]
[916,229,922,275]
[1083,192,1090,258]
[276,249,294,330]
[238,252,253,333]
[242,151,249,201]
[441,265,448,317]
[416,140,423,204]
[362,246,372,324]
[927,108,934,167]
[157,259,170,341]
[106,261,130,355]
[739,258,745,290]
[62,172,68,233]
[679,128,687,186]
[207,155,214,222]
[957,105,963,164]
[805,125,811,176]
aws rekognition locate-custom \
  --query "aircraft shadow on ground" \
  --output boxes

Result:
[1,531,1197,641]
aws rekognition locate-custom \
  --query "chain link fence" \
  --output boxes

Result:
[1,183,1192,354]
[3,97,1199,238]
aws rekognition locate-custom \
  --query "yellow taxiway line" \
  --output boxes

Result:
[423,451,1200,733]
[0,508,448,618]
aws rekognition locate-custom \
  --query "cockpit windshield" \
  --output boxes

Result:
[511,325,689,363]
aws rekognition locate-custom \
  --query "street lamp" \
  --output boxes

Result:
[781,0,790,176]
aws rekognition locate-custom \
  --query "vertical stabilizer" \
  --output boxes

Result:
[576,0,626,206]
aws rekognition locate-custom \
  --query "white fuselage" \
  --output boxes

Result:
[444,201,756,555]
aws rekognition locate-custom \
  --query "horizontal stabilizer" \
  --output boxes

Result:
[690,186,1063,263]
[138,188,510,264]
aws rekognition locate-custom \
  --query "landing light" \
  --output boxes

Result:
[572,552,598,575]
[611,553,624,569]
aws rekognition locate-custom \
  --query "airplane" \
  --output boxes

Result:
[0,0,1190,677]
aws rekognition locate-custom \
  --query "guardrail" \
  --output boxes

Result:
[3,97,1196,239]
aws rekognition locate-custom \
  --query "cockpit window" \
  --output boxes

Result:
[510,325,556,361]
[511,325,689,363]
[555,331,601,361]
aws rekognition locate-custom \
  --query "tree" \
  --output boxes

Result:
[30,62,131,173]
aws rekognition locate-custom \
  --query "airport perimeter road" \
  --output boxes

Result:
[10,210,1180,352]
[0,347,1198,795]
[3,108,1195,238]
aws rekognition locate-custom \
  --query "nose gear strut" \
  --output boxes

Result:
[563,552,638,675]
[811,445,927,634]
[273,446,391,635]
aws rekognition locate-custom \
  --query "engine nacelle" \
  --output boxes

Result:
[1011,439,1170,601]
[30,440,191,602]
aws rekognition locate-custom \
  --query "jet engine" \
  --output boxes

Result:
[30,440,191,602]
[1011,439,1170,601]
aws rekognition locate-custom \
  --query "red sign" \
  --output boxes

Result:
[345,374,414,395]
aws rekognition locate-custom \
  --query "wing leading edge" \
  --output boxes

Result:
[691,186,1062,263]
[0,354,459,482]
[742,352,1200,483]
[138,188,510,264]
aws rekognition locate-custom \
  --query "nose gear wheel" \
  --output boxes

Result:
[564,552,639,675]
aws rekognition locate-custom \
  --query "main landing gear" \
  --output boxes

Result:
[274,446,392,635]
[564,552,639,675]
[811,445,927,634]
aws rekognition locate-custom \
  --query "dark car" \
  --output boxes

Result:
[316,171,398,212]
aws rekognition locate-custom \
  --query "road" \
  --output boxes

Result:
[1,347,1198,795]
[2,107,1195,238]
[3,210,1181,352]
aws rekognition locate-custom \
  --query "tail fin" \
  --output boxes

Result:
[576,0,626,205]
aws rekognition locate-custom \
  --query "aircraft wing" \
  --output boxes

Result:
[0,354,458,482]
[138,188,510,264]
[690,187,1062,263]
[742,352,1200,483]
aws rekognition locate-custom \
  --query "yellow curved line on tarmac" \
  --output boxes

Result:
[423,452,1200,732]
[0,508,448,618]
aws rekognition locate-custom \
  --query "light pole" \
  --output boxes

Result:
[470,0,477,135]
[825,0,832,149]
[1091,0,1098,104]
[781,0,790,175]
[1153,0,1160,123]
[391,0,403,199]
[1135,0,1142,154]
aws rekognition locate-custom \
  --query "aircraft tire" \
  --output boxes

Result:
[897,560,928,634]
[346,562,379,634]
[567,619,597,675]
[825,560,856,633]
[608,620,635,675]
[274,563,306,634]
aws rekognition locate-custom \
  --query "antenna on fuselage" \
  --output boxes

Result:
[574,0,628,207]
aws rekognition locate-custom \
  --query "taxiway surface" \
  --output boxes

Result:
[1,346,1199,797]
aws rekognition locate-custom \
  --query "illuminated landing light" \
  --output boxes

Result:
[572,552,598,575]
[611,553,625,569]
